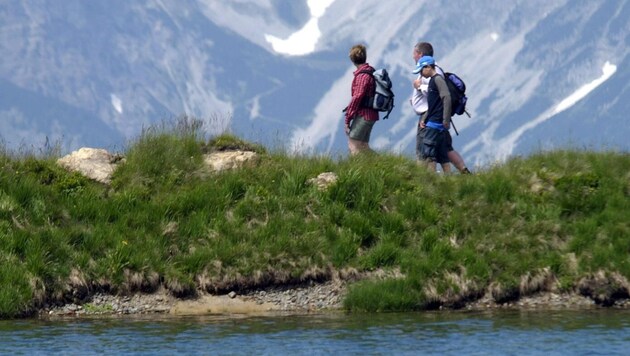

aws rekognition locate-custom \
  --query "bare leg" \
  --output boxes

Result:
[348,138,360,155]
[447,150,465,171]
[441,163,452,173]
[348,138,369,155]
[359,141,375,154]
[448,150,471,173]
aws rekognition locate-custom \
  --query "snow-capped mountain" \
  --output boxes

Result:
[1,0,628,167]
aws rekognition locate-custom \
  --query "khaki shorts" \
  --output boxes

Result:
[348,116,375,142]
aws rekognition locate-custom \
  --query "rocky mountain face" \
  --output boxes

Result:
[1,0,628,166]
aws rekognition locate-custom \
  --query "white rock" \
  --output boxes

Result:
[204,150,257,172]
[307,172,338,191]
[57,147,122,184]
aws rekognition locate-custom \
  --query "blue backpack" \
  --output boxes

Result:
[443,72,470,118]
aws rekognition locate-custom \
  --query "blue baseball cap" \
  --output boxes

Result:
[413,55,435,74]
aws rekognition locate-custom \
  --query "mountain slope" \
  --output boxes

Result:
[1,0,628,166]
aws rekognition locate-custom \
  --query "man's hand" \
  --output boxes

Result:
[420,121,426,129]
[413,78,422,90]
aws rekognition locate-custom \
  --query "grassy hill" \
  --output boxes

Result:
[1,119,629,318]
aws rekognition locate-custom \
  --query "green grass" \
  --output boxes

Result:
[1,118,629,317]
[82,303,114,314]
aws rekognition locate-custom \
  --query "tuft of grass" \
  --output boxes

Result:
[344,278,425,312]
[0,255,33,318]
[205,133,266,154]
[83,303,114,314]
[111,116,206,191]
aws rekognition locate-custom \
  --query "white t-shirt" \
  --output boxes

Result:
[410,66,445,115]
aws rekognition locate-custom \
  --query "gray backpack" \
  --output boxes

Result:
[359,68,395,119]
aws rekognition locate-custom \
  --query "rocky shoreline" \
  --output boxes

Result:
[40,279,629,318]
[41,280,347,317]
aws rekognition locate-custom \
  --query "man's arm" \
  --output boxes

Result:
[434,75,452,128]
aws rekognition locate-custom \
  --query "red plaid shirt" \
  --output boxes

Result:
[345,63,378,125]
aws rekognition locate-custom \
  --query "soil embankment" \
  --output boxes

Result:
[42,280,629,318]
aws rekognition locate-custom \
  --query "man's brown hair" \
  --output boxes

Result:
[414,42,434,57]
[349,44,367,65]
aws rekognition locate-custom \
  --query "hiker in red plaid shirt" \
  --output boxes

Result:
[344,44,379,155]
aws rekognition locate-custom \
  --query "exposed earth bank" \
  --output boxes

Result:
[41,280,629,318]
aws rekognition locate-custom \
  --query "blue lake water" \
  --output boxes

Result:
[1,309,629,355]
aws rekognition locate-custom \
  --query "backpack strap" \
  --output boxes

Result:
[356,69,376,84]
[356,69,376,109]
[382,105,393,120]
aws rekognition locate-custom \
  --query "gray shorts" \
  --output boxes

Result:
[422,127,450,164]
[348,116,375,142]
[417,117,453,160]
[416,123,426,161]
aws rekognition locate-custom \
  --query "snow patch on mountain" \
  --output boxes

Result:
[289,0,428,153]
[110,94,123,114]
[554,61,616,114]
[493,61,618,161]
[264,0,336,56]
